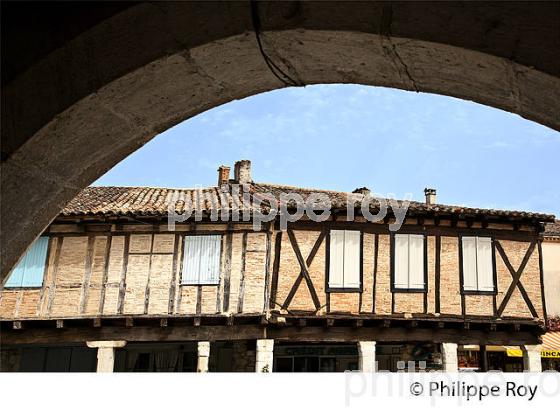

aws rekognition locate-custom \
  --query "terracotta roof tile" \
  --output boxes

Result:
[61,183,556,223]
[544,220,560,237]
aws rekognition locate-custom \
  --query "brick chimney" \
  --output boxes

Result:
[234,160,252,184]
[217,165,230,186]
[352,187,371,197]
[424,188,437,205]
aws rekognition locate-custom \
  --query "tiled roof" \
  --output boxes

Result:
[544,220,560,237]
[60,183,555,223]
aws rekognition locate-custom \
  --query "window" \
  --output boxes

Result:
[328,230,361,290]
[461,236,494,292]
[393,234,425,291]
[4,237,49,288]
[181,235,221,285]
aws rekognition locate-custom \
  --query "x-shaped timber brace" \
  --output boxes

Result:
[495,240,538,318]
[281,229,325,311]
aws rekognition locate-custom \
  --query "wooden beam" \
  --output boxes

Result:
[1,325,267,344]
[297,319,307,327]
[93,318,102,328]
[125,317,134,327]
[237,233,248,313]
[116,235,130,314]
[79,236,96,315]
[267,327,540,345]
[354,319,363,328]
[269,231,282,310]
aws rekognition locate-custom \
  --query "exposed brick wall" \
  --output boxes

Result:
[374,234,392,314]
[439,236,462,315]
[360,233,375,313]
[0,225,545,322]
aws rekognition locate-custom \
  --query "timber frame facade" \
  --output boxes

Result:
[0,161,556,372]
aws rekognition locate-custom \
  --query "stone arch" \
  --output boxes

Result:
[1,1,559,279]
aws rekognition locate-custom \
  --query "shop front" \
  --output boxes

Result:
[273,344,359,372]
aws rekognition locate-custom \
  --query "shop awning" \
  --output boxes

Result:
[506,332,560,358]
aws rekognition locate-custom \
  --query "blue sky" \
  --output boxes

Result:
[94,84,560,216]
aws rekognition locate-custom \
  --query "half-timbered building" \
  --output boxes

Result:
[0,160,556,372]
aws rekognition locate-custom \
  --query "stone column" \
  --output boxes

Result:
[357,341,376,372]
[441,342,458,372]
[255,339,274,372]
[86,341,127,372]
[197,341,210,372]
[522,345,542,372]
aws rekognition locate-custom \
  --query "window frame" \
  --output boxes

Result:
[459,235,497,295]
[325,229,364,293]
[4,236,50,289]
[179,233,223,286]
[390,233,428,293]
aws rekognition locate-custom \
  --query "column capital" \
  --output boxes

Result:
[522,344,543,372]
[522,344,543,353]
[256,339,274,352]
[198,341,211,357]
[86,340,127,349]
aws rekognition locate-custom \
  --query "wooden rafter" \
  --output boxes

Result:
[281,229,324,311]
[495,240,538,317]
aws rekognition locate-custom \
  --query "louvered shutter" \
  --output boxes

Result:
[343,230,361,288]
[182,235,221,285]
[328,230,344,288]
[461,237,478,291]
[408,235,425,289]
[476,237,494,291]
[5,237,49,288]
[394,234,409,289]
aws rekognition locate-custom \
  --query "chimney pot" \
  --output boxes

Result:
[424,188,437,205]
[234,160,252,184]
[352,187,371,197]
[217,165,230,186]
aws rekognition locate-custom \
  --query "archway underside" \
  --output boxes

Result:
[2,2,559,280]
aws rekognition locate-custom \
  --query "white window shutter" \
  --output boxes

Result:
[394,234,409,289]
[343,230,361,288]
[328,230,344,288]
[461,237,478,291]
[182,235,221,285]
[476,237,494,291]
[408,235,425,289]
